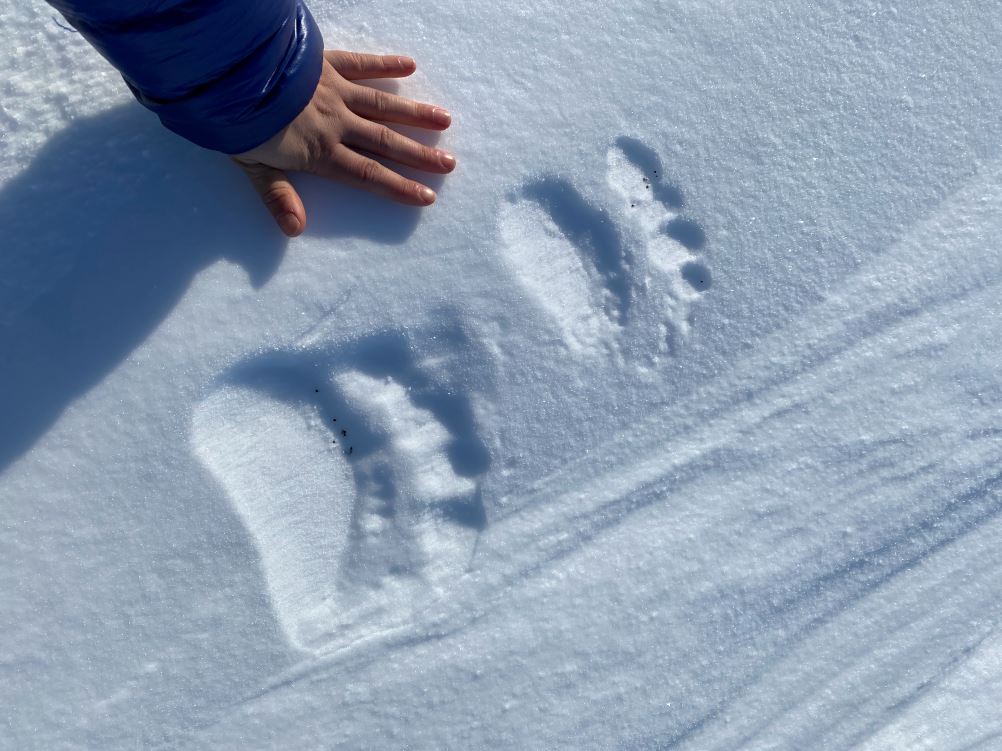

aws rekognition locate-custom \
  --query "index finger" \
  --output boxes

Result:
[324,51,417,80]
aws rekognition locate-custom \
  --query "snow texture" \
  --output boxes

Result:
[3,0,1002,748]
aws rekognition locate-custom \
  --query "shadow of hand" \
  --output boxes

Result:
[0,102,432,473]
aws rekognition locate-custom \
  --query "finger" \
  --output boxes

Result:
[323,51,416,80]
[343,83,452,130]
[319,145,436,206]
[235,160,306,237]
[346,119,456,174]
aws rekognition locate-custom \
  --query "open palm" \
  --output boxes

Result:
[234,50,455,237]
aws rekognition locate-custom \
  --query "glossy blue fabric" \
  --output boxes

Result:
[48,1,324,153]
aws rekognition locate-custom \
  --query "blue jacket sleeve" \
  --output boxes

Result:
[47,0,324,154]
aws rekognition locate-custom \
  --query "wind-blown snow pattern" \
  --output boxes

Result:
[3,1,1002,749]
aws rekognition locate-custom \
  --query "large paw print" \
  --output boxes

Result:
[499,137,712,357]
[191,319,491,652]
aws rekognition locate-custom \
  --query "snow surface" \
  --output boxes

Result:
[3,0,1002,748]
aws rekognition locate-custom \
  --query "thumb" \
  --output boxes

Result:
[234,159,307,237]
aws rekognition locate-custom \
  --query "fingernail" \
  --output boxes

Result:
[432,108,452,127]
[279,212,302,236]
[438,150,457,170]
[419,186,436,204]
[397,56,415,69]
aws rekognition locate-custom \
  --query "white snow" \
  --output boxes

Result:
[3,0,1002,748]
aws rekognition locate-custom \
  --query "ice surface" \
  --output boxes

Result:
[3,0,1002,748]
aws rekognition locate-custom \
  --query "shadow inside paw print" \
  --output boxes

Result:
[498,137,713,357]
[614,136,686,210]
[521,178,634,326]
[192,313,492,651]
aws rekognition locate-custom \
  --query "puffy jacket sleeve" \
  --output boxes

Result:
[47,0,324,154]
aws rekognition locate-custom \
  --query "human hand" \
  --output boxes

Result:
[233,50,455,237]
